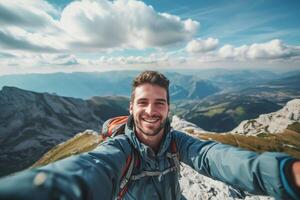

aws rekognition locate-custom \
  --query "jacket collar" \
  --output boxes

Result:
[125,115,173,160]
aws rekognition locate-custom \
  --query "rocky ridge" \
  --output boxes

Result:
[0,86,129,176]
[232,99,300,135]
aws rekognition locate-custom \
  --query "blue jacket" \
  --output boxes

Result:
[0,119,298,200]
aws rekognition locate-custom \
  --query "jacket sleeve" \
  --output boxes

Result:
[0,137,131,200]
[174,130,299,199]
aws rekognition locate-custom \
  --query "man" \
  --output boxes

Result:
[0,70,299,200]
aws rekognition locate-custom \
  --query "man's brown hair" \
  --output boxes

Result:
[131,71,170,104]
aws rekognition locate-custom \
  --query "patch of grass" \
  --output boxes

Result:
[203,107,226,117]
[31,133,103,168]
[287,122,300,133]
[197,130,300,159]
[257,132,270,137]
[234,106,245,116]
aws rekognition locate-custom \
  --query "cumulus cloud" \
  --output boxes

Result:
[39,54,80,66]
[0,0,199,53]
[60,0,199,49]
[0,0,59,31]
[218,39,298,60]
[186,38,219,53]
[0,29,58,52]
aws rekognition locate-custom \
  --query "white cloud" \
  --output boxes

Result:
[218,39,298,60]
[0,0,199,53]
[0,0,59,31]
[186,38,219,53]
[60,0,199,50]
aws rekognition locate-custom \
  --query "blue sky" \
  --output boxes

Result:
[0,0,300,75]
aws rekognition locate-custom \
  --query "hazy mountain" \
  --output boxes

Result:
[0,86,129,177]
[0,71,222,100]
[232,99,300,135]
[166,72,221,100]
[0,71,138,99]
[239,74,300,105]
[171,95,282,132]
[171,73,300,132]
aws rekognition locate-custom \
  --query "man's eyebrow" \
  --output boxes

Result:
[156,98,167,103]
[137,98,148,102]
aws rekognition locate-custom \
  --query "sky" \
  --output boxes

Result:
[0,0,300,75]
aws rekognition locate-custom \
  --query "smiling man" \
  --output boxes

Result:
[130,78,170,152]
[0,71,300,200]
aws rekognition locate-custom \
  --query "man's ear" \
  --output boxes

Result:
[129,102,133,114]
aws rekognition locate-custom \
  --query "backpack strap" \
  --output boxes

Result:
[116,141,140,200]
[168,138,180,172]
[116,133,179,199]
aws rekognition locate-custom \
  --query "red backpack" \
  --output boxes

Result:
[101,116,180,200]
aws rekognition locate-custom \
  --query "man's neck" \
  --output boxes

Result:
[135,129,165,153]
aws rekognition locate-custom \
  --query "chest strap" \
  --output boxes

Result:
[131,152,180,181]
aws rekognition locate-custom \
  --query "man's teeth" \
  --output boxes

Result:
[143,118,159,123]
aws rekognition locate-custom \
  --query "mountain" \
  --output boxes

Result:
[0,71,221,100]
[171,74,300,132]
[0,86,129,177]
[171,95,281,132]
[0,71,138,99]
[232,99,300,135]
[239,74,300,105]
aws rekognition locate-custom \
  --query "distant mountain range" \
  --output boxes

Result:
[2,69,298,100]
[0,70,221,100]
[171,73,300,132]
[0,86,129,177]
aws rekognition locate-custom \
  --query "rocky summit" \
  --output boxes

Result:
[232,99,300,135]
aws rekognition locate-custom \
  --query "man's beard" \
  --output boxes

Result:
[134,117,167,137]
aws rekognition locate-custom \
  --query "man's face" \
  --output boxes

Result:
[130,83,169,137]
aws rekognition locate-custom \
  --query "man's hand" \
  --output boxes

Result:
[292,161,300,187]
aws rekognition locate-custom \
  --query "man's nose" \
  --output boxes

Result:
[145,104,155,115]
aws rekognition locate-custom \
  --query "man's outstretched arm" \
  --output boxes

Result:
[0,137,131,200]
[175,130,300,199]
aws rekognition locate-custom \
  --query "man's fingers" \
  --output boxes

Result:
[292,161,300,187]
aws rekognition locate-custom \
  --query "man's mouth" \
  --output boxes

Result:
[142,117,160,124]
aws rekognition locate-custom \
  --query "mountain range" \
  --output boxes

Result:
[0,86,129,177]
[1,69,298,100]
[0,70,221,100]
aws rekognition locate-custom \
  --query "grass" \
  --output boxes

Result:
[31,133,103,168]
[32,126,300,168]
[191,129,300,159]
[287,122,300,133]
[203,107,226,117]
[234,106,246,116]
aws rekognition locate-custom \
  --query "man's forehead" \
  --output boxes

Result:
[134,84,167,100]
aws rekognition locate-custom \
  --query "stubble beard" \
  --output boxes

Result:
[134,116,167,137]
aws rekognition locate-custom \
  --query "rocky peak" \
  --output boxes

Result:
[171,115,206,133]
[232,99,300,135]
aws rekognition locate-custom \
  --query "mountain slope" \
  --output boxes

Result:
[232,99,300,135]
[172,95,281,132]
[0,86,129,177]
